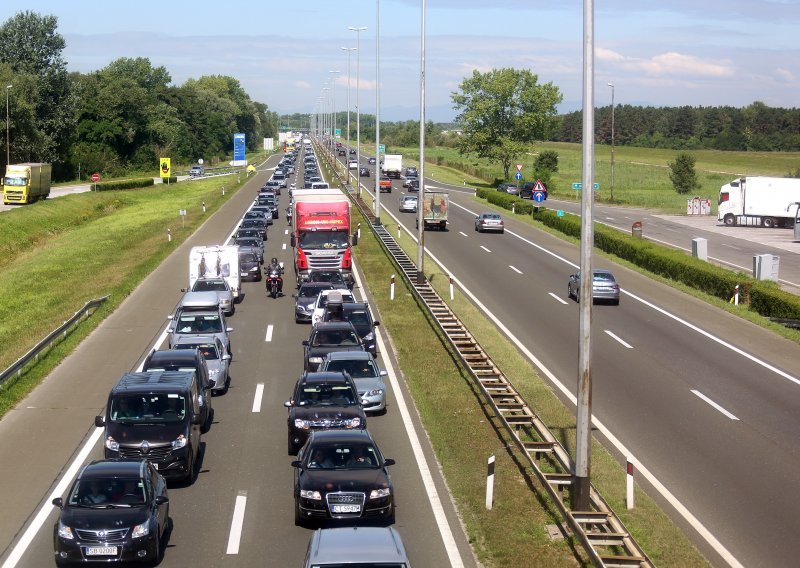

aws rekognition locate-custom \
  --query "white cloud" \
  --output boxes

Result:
[776,67,795,82]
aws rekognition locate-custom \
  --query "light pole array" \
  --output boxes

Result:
[373,0,382,223]
[416,0,427,284]
[341,47,356,154]
[330,70,340,167]
[608,82,615,203]
[349,25,367,194]
[5,84,11,166]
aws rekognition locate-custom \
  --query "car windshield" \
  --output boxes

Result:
[593,272,616,283]
[298,231,349,250]
[324,359,378,378]
[483,214,501,220]
[311,330,360,346]
[176,314,223,334]
[299,285,332,298]
[297,384,356,406]
[240,253,258,263]
[192,280,227,292]
[109,394,187,424]
[68,477,147,508]
[305,443,380,470]
[344,311,370,327]
[175,343,219,360]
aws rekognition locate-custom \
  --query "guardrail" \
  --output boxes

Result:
[0,296,109,389]
[316,141,652,567]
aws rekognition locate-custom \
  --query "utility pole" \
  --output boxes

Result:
[608,82,615,203]
[416,0,427,285]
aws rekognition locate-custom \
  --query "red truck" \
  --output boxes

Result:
[290,188,357,286]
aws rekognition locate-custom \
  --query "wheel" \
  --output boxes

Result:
[567,284,573,300]
[185,452,197,485]
[763,217,776,228]
[201,407,214,434]
[499,229,505,234]
[152,526,163,565]
[612,299,620,306]
[386,504,396,525]
[723,214,736,227]
[288,435,297,455]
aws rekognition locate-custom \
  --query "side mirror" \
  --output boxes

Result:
[383,458,396,467]
[290,460,302,468]
[302,340,309,346]
[154,495,169,505]
[52,497,63,509]
[373,321,380,327]
[379,370,388,377]
[283,400,293,408]
[222,353,232,361]
[95,415,105,427]
[191,414,202,425]
[226,327,234,333]
[279,261,285,269]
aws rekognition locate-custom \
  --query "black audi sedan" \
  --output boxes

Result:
[303,321,365,372]
[292,429,395,527]
[52,459,170,566]
[284,371,366,455]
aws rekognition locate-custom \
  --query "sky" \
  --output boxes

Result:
[2,0,799,122]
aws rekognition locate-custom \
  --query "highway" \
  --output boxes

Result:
[0,151,476,567]
[330,144,800,568]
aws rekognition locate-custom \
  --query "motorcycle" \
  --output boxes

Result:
[286,207,293,226]
[266,264,284,298]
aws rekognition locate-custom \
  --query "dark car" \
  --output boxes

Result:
[239,249,262,281]
[235,237,264,264]
[368,157,376,165]
[337,149,346,156]
[293,282,335,323]
[307,270,349,290]
[402,178,419,191]
[244,210,268,222]
[292,429,394,526]
[359,167,370,177]
[236,228,264,242]
[284,371,366,455]
[303,321,365,371]
[405,166,417,178]
[142,350,214,426]
[52,459,170,566]
[349,148,356,155]
[238,218,267,238]
[322,302,380,356]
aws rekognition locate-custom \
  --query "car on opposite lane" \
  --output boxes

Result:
[567,268,621,305]
[359,167,370,177]
[474,212,505,234]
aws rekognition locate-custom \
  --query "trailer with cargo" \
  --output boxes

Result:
[718,176,800,228]
[2,163,51,204]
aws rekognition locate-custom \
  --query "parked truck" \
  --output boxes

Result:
[2,163,52,204]
[718,176,800,228]
[417,192,449,231]
[189,245,241,300]
[291,188,357,285]
[381,154,403,179]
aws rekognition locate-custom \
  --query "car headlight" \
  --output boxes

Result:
[365,388,384,397]
[300,489,321,500]
[309,357,323,365]
[131,521,150,539]
[105,436,119,452]
[363,332,374,341]
[345,417,362,428]
[370,488,391,499]
[305,302,315,310]
[250,267,259,272]
[57,521,74,540]
[172,434,187,450]
[294,419,311,430]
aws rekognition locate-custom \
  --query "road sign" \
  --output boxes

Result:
[378,144,385,153]
[533,179,546,193]
[533,191,546,203]
[557,210,564,217]
[516,164,523,172]
[514,172,523,181]
[571,182,600,190]
[179,209,186,216]
[91,173,101,183]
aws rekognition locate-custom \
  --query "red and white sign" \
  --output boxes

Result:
[516,164,524,172]
[533,179,546,192]
[91,173,101,183]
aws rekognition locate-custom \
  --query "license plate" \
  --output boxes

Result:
[86,546,117,556]
[331,504,361,513]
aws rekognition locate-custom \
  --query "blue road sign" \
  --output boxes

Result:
[515,172,523,181]
[572,182,600,190]
[557,210,565,217]
[533,191,545,203]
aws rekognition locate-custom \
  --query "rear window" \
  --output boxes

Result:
[593,272,616,282]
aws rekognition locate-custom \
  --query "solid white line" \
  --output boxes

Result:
[691,390,740,421]
[480,245,491,253]
[226,494,248,554]
[549,292,568,305]
[265,324,274,342]
[605,330,633,349]
[509,265,523,274]
[350,261,464,567]
[252,384,264,413]
[459,231,467,237]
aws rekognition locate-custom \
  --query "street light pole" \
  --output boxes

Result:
[341,47,356,153]
[608,82,615,204]
[5,84,11,166]
[416,0,427,284]
[374,0,382,223]
[330,70,340,153]
[349,26,367,195]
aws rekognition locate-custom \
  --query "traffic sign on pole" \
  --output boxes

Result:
[516,164,523,172]
[533,191,545,203]
[514,172,523,181]
[91,173,101,183]
[572,182,600,190]
[378,144,385,153]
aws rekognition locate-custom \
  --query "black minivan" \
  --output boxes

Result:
[95,371,204,484]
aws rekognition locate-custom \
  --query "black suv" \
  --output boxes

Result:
[322,302,380,357]
[52,459,170,565]
[303,322,365,371]
[284,371,366,455]
[142,349,213,431]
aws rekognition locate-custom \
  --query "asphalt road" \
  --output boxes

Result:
[0,151,475,568]
[329,144,800,568]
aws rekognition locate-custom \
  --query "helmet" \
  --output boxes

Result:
[271,257,278,264]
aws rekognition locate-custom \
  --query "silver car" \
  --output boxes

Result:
[567,268,620,305]
[321,351,387,414]
[399,195,418,213]
[191,277,234,316]
[304,527,410,568]
[168,292,233,355]
[172,335,231,394]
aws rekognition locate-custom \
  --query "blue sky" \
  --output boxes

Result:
[2,0,798,121]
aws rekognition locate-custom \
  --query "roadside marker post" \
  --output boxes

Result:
[626,459,635,509]
[202,201,206,213]
[486,455,495,510]
[167,228,172,242]
[449,275,454,300]
[390,275,395,301]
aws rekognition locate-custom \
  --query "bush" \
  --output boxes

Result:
[534,150,559,173]
[93,178,155,192]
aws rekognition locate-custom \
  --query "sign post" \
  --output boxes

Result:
[91,172,100,191]
[160,158,171,186]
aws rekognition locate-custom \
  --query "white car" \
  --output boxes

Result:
[311,289,356,325]
[399,195,418,213]
[348,160,358,170]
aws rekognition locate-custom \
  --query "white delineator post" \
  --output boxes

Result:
[167,228,172,242]
[486,455,495,510]
[390,274,395,301]
[626,458,634,509]
[449,275,454,300]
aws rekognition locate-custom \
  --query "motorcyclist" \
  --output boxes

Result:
[286,205,293,225]
[266,257,284,294]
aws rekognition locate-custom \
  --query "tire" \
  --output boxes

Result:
[723,214,736,227]
[386,504,396,525]
[185,452,197,485]
[499,229,505,234]
[288,435,297,456]
[201,407,214,434]
[612,299,620,306]
[152,526,163,565]
[567,284,573,300]
[763,217,776,228]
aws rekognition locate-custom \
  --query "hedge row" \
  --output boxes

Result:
[93,178,156,191]
[475,188,800,319]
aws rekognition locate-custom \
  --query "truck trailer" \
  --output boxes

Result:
[718,176,800,228]
[381,154,403,179]
[3,163,52,204]
[417,192,449,231]
[189,245,241,300]
[291,188,356,285]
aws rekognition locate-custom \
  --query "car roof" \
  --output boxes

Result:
[324,350,374,362]
[308,429,373,444]
[301,371,353,385]
[312,321,358,331]
[307,527,409,565]
[146,349,202,365]
[79,459,147,479]
[111,371,196,393]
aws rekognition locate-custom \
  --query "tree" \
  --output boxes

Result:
[451,68,562,179]
[668,152,700,195]
[534,150,559,173]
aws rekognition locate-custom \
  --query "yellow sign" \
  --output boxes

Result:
[247,164,256,174]
[159,158,171,177]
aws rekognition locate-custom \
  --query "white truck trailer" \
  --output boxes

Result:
[189,245,241,299]
[718,176,800,228]
[381,154,403,179]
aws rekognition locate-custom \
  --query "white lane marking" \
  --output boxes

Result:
[376,197,744,568]
[605,330,633,349]
[226,494,248,554]
[721,243,740,250]
[265,324,274,342]
[252,384,264,413]
[459,231,468,237]
[549,292,568,305]
[605,217,616,221]
[282,243,286,250]
[284,229,289,235]
[509,265,523,274]
[480,245,491,253]
[350,261,464,567]
[691,390,740,421]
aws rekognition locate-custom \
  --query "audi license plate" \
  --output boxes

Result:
[85,546,117,556]
[331,504,361,514]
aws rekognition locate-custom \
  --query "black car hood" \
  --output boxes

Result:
[291,405,365,421]
[299,468,390,492]
[60,504,150,530]
[105,422,186,445]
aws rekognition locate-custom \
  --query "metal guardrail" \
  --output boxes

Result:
[0,296,109,389]
[317,143,653,567]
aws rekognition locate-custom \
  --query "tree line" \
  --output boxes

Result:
[0,11,278,181]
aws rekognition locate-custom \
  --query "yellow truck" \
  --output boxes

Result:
[3,163,52,204]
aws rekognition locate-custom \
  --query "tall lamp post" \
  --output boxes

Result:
[349,25,367,194]
[5,84,11,166]
[373,0,382,223]
[341,47,356,155]
[330,70,340,169]
[608,82,615,203]
[416,0,427,284]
